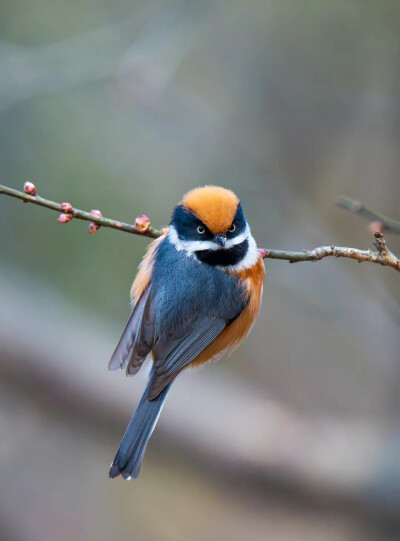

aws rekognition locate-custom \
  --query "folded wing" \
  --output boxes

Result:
[109,285,234,399]
[148,317,227,399]
[108,287,155,375]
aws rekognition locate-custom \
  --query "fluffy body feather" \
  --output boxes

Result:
[109,186,265,479]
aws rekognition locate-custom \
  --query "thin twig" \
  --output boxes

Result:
[259,232,400,273]
[0,184,161,239]
[1,184,399,272]
[336,196,400,234]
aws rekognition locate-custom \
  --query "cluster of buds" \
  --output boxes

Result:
[58,201,74,224]
[24,181,37,196]
[88,209,102,234]
[20,181,155,238]
[135,214,151,233]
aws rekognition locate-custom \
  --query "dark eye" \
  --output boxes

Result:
[228,224,236,233]
[197,225,205,234]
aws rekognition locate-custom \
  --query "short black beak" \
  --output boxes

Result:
[214,234,227,247]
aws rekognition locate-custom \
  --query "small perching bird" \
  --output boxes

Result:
[109,186,265,479]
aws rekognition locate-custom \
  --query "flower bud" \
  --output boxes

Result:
[88,222,100,234]
[61,202,73,213]
[58,213,73,224]
[24,181,36,196]
[368,221,386,234]
[90,209,102,218]
[135,214,150,233]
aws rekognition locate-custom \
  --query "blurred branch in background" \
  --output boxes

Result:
[336,196,400,234]
[0,23,136,113]
[0,2,212,114]
[1,183,399,272]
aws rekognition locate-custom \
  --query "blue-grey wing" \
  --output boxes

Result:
[147,316,227,399]
[108,287,155,374]
[109,286,228,393]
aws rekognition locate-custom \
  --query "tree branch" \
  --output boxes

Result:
[1,183,399,272]
[259,233,400,272]
[0,183,161,239]
[336,195,400,234]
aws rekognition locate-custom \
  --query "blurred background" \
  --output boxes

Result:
[1,1,400,540]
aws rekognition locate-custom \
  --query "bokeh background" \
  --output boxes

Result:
[1,1,400,540]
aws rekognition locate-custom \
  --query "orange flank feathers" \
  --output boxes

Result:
[130,232,167,302]
[191,255,265,368]
[182,186,239,234]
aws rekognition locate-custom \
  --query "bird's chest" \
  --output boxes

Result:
[152,241,247,331]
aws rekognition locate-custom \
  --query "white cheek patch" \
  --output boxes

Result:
[168,225,217,256]
[220,234,259,272]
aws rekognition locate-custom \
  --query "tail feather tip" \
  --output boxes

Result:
[109,462,139,480]
[109,463,122,479]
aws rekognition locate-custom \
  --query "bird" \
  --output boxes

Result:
[108,186,265,480]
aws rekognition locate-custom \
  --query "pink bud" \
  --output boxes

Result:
[58,213,73,224]
[90,209,102,218]
[135,214,151,233]
[368,221,386,234]
[61,202,73,213]
[258,248,269,259]
[24,181,37,196]
[88,222,100,234]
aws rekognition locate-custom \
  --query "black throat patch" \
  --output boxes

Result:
[195,239,249,267]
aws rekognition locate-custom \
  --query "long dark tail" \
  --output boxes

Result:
[109,368,172,480]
